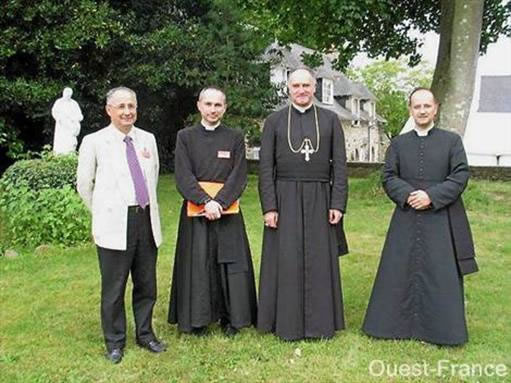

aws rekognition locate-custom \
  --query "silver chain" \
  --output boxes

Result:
[287,104,320,154]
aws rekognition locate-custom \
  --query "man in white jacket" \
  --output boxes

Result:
[77,86,165,363]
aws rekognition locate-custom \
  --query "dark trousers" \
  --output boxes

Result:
[97,206,157,351]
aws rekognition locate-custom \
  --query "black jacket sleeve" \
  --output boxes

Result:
[426,135,469,211]
[258,117,278,214]
[330,116,348,212]
[382,140,416,208]
[215,132,248,209]
[174,130,210,204]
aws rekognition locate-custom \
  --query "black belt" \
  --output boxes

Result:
[276,176,330,182]
[128,205,150,213]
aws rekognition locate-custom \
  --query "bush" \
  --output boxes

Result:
[0,185,91,248]
[0,152,90,248]
[0,153,78,190]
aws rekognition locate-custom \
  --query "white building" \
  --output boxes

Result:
[463,74,511,166]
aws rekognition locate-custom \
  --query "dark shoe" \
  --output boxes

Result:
[105,348,123,364]
[190,326,208,337]
[137,339,167,353]
[221,322,239,337]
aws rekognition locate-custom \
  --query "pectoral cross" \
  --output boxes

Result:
[300,140,314,162]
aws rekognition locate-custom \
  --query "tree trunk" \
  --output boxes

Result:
[431,0,484,137]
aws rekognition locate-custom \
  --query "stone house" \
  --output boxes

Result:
[260,42,388,162]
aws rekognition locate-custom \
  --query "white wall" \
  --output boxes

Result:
[464,112,511,166]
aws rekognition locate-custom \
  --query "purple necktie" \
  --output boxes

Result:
[124,136,150,208]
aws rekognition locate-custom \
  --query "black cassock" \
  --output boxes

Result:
[257,105,348,341]
[363,127,478,346]
[168,124,257,332]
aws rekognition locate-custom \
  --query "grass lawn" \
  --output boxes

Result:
[1,175,510,382]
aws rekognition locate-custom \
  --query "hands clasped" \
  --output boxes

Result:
[204,200,223,220]
[407,190,431,210]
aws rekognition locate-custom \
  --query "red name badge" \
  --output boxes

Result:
[217,150,231,159]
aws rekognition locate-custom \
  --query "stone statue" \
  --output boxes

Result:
[52,87,83,154]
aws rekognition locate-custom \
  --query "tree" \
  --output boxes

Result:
[240,0,511,136]
[1,0,125,166]
[0,0,277,171]
[348,59,433,138]
[431,0,484,136]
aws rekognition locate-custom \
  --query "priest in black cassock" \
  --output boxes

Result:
[362,88,478,346]
[257,68,349,341]
[168,87,257,336]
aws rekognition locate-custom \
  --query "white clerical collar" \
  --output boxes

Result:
[201,119,221,131]
[414,122,435,136]
[291,102,313,113]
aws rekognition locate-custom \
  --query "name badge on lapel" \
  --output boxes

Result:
[141,147,151,159]
[217,150,231,159]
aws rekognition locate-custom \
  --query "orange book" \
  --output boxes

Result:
[187,181,240,217]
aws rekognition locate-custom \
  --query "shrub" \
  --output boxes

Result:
[0,152,90,248]
[0,153,78,190]
[0,185,91,248]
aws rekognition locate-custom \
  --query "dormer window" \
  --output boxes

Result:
[352,97,361,126]
[352,97,360,115]
[322,78,334,105]
[364,101,375,119]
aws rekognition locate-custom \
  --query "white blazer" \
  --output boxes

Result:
[77,124,162,250]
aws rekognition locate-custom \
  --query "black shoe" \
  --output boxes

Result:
[137,339,167,353]
[190,326,208,337]
[105,348,123,364]
[221,322,239,337]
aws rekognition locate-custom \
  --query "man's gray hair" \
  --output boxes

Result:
[287,68,317,86]
[198,86,227,103]
[106,86,137,105]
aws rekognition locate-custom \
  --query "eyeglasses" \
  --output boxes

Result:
[108,103,137,111]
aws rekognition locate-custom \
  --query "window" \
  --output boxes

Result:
[271,67,289,96]
[352,97,360,126]
[322,78,334,105]
[282,68,288,83]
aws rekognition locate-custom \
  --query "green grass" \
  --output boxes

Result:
[1,175,510,382]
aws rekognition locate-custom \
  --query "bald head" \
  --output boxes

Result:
[198,87,226,103]
[408,88,438,130]
[197,87,227,126]
[287,68,316,107]
[408,87,437,106]
[287,68,316,87]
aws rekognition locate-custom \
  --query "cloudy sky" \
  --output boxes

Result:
[419,32,511,75]
[352,31,511,77]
